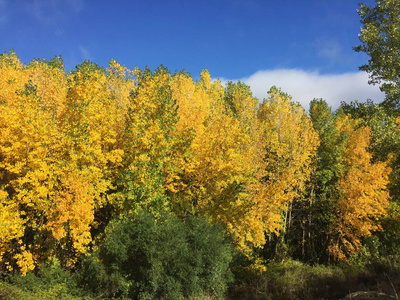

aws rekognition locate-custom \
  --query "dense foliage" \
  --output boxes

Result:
[79,211,233,299]
[354,0,400,112]
[2,1,400,291]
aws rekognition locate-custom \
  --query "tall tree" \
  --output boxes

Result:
[340,100,400,255]
[284,99,347,263]
[340,100,399,200]
[328,114,391,261]
[167,73,266,253]
[112,66,180,217]
[258,88,320,260]
[354,0,400,112]
[0,52,68,273]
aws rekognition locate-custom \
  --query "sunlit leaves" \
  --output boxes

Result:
[258,87,320,235]
[354,0,400,111]
[168,73,264,251]
[328,115,391,261]
[0,51,396,274]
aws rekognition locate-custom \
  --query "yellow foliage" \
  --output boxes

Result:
[0,53,132,270]
[256,88,319,239]
[329,114,391,261]
[0,190,25,260]
[168,81,319,254]
[167,73,263,251]
[0,51,393,272]
[14,250,35,276]
[46,171,94,256]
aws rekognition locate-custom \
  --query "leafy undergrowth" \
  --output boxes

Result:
[0,281,87,300]
[0,258,90,300]
[2,256,400,299]
[228,257,400,300]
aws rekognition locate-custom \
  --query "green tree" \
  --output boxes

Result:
[296,100,391,262]
[287,99,347,263]
[354,0,400,112]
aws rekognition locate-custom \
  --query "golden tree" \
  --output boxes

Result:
[257,87,320,243]
[328,115,391,261]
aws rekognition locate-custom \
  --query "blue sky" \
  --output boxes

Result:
[0,0,384,110]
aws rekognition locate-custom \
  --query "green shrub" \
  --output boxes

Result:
[8,258,86,299]
[79,211,234,299]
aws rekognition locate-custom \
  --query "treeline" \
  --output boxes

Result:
[0,51,399,298]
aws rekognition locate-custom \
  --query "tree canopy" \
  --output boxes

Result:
[354,0,400,112]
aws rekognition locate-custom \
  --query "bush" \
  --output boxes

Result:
[79,211,234,299]
[8,258,85,299]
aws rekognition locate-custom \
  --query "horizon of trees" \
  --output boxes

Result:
[0,49,398,280]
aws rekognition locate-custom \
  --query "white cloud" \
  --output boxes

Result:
[218,69,384,111]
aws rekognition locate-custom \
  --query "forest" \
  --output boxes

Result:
[1,1,400,299]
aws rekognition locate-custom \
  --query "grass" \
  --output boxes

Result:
[0,281,86,300]
[2,256,400,299]
[228,257,400,300]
